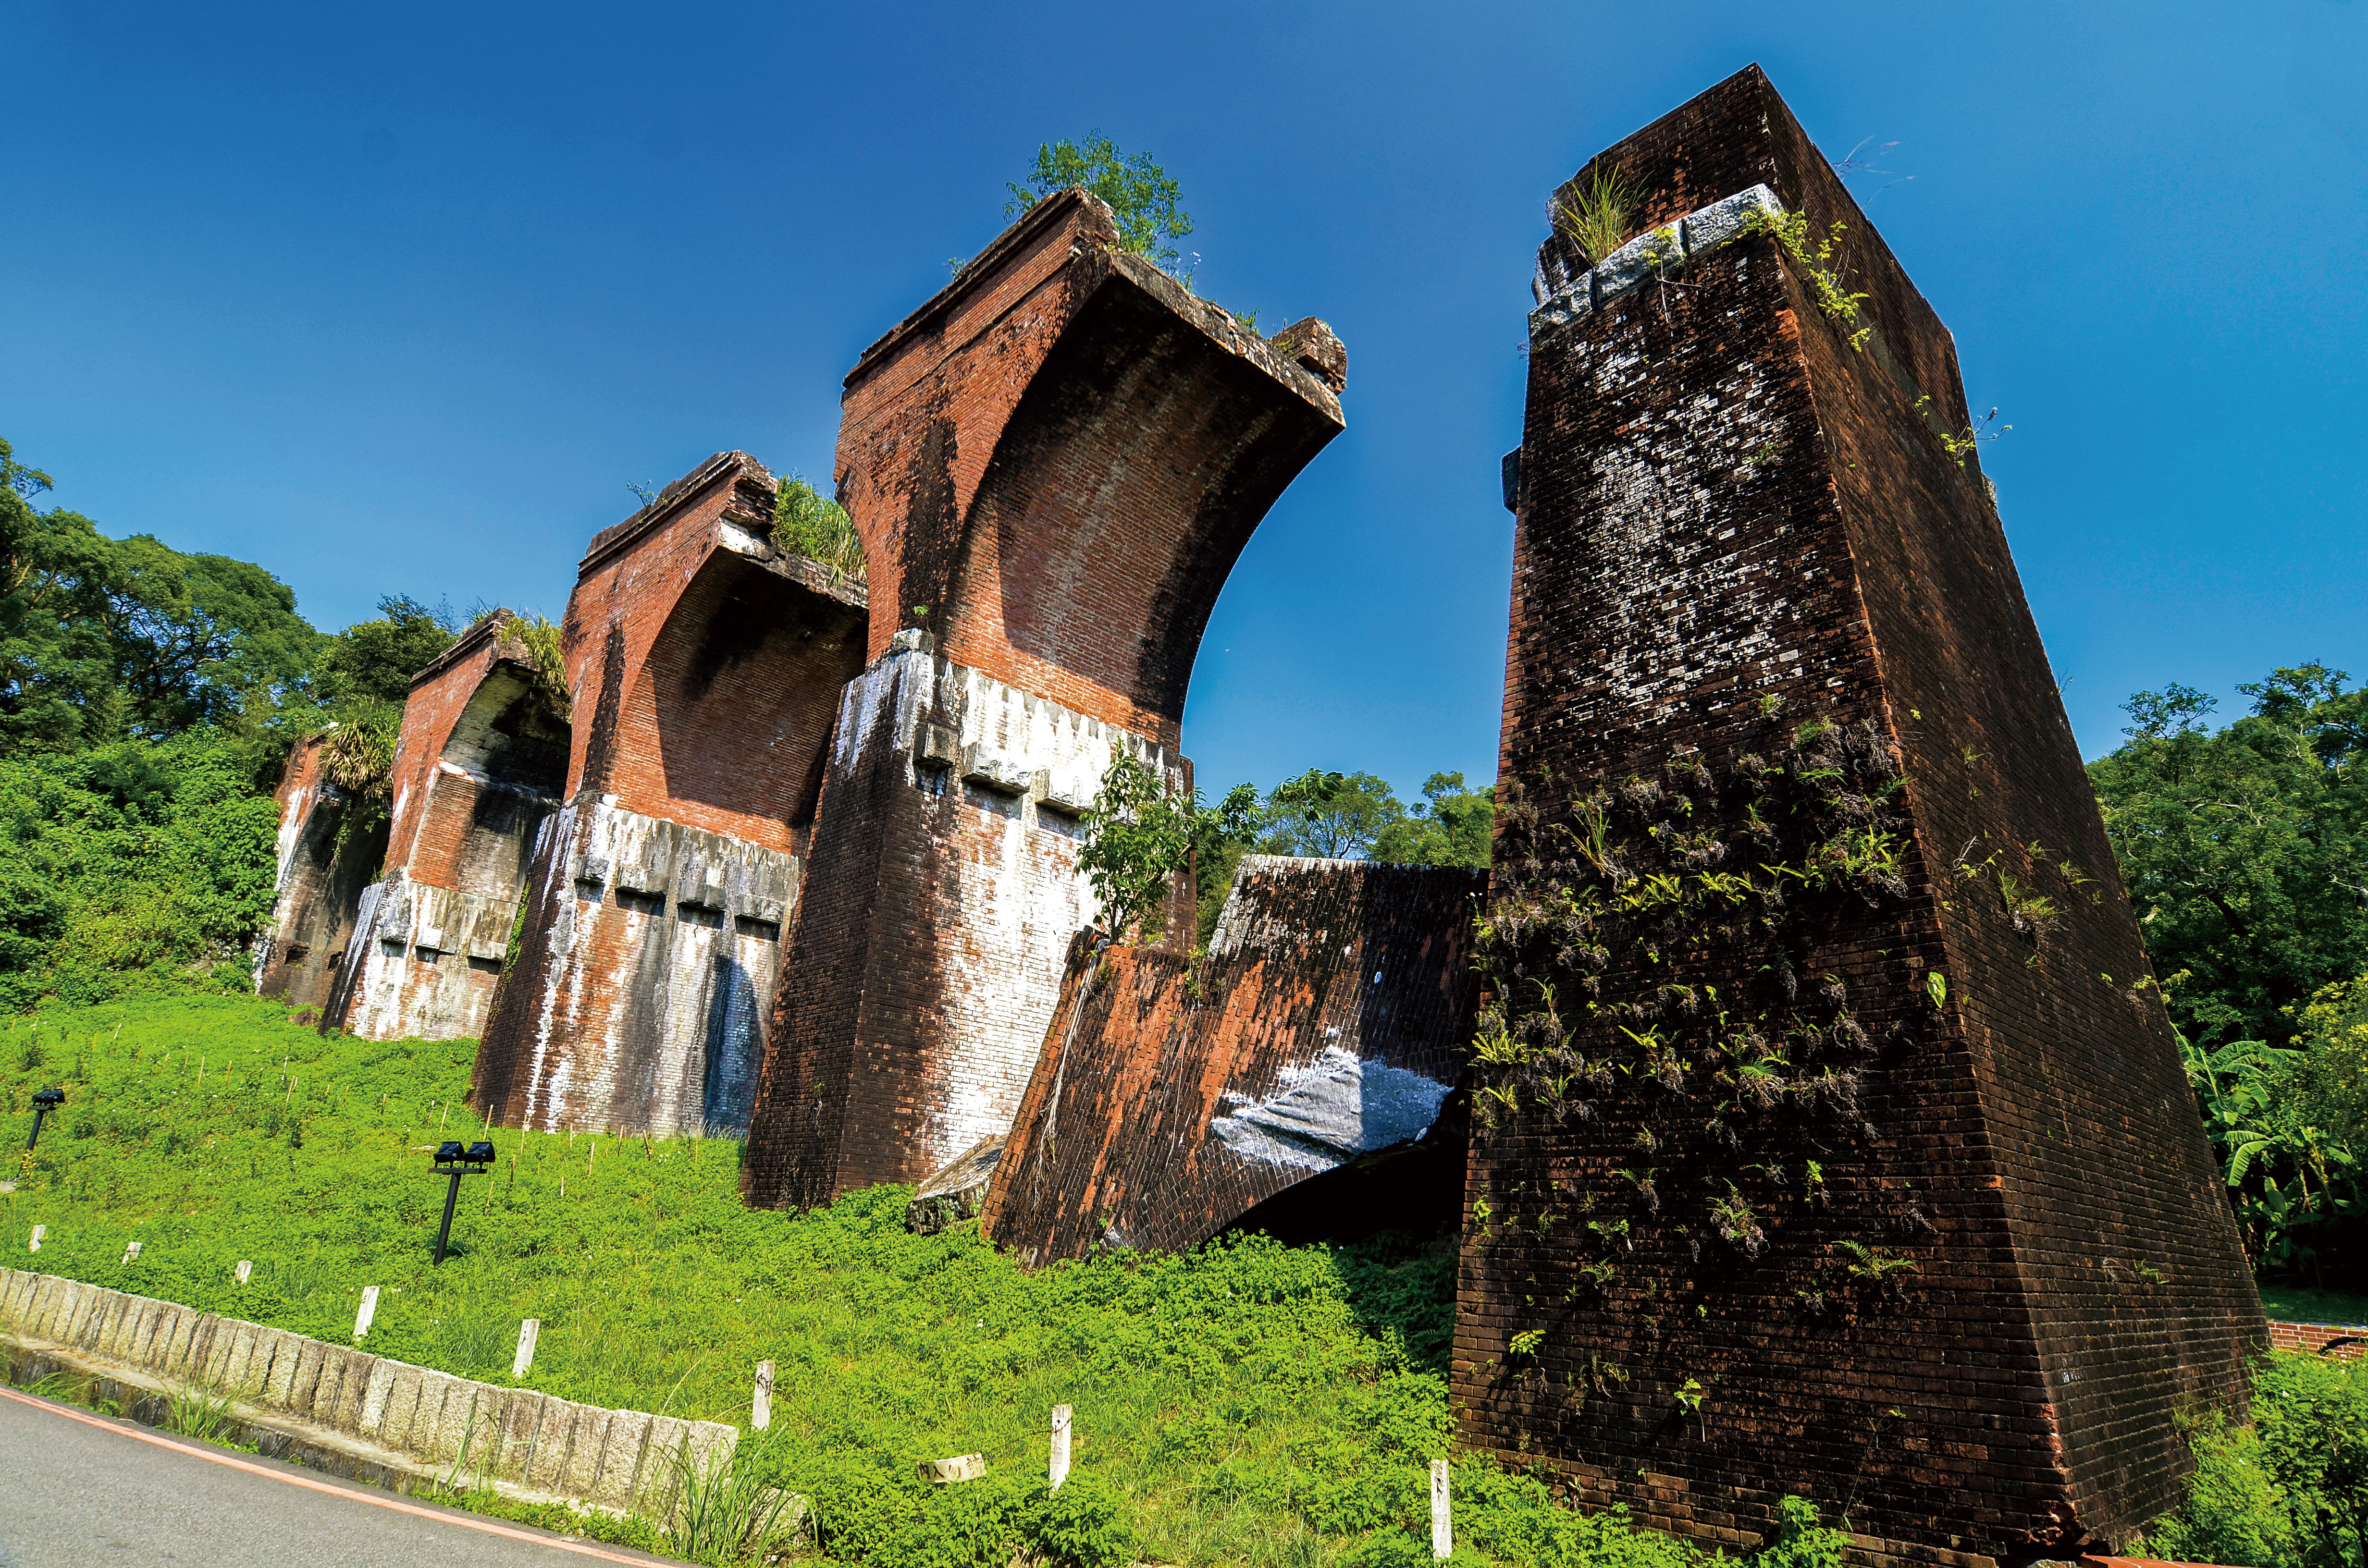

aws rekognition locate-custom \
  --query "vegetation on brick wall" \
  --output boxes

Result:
[1462,697,1975,1421]
[1005,134,1193,273]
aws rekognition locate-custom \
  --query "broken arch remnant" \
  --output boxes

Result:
[738,189,1346,1209]
[983,857,1484,1265]
[321,610,571,1042]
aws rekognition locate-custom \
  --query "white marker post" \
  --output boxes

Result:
[354,1285,379,1340]
[1431,1459,1452,1560]
[234,1260,252,1285]
[513,1319,540,1378]
[28,1224,44,1252]
[752,1361,774,1430]
[121,1240,141,1264]
[1049,1404,1072,1492]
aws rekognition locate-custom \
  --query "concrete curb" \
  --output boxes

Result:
[0,1266,735,1516]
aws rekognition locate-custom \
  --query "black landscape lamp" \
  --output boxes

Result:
[427,1139,495,1264]
[25,1088,63,1153]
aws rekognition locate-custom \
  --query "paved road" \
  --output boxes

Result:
[0,1385,683,1567]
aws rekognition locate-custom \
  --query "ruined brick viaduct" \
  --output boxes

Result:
[252,76,2267,1568]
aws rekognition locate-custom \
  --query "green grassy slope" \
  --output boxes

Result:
[0,993,1787,1568]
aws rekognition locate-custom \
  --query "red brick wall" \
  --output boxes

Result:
[253,733,386,1011]
[742,197,1345,1210]
[2266,1321,2368,1359]
[832,190,1345,747]
[331,612,570,1041]
[559,452,866,850]
[1455,67,2260,1568]
[984,856,1485,1264]
[467,453,867,1135]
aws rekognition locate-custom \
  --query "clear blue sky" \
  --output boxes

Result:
[7,2,2363,800]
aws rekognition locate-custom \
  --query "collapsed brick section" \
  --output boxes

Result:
[1456,65,2262,1568]
[254,732,387,1013]
[740,192,1347,1209]
[323,610,568,1041]
[984,856,1485,1264]
[471,453,868,1135]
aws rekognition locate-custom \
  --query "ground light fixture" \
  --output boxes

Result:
[427,1139,496,1264]
[19,1087,63,1179]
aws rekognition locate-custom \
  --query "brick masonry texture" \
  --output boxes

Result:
[327,610,568,1042]
[740,640,1191,1207]
[740,192,1346,1209]
[253,732,389,1013]
[983,856,1486,1264]
[470,453,868,1136]
[2264,1320,2368,1360]
[1454,65,2263,1568]
[0,1267,734,1511]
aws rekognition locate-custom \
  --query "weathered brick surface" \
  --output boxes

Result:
[741,193,1345,1208]
[831,189,1344,747]
[741,641,1190,1205]
[984,856,1485,1263]
[2265,1320,2368,1359]
[470,453,868,1135]
[328,610,568,1041]
[253,733,387,1012]
[1455,66,2262,1567]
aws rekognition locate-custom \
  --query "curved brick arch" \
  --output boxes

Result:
[324,612,569,1041]
[744,194,1348,1209]
[835,192,1344,735]
[605,547,862,850]
[470,453,868,1136]
[940,277,1343,743]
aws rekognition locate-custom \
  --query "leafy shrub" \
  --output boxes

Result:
[1017,1475,1138,1568]
[2147,1351,2368,1568]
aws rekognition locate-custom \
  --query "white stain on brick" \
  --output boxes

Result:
[510,799,798,1135]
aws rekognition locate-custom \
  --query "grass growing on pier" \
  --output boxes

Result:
[0,992,1780,1568]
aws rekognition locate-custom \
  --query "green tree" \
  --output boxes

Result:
[1079,755,1253,943]
[2290,973,2368,1160]
[0,735,281,1008]
[0,435,322,755]
[2088,667,2368,1046]
[1371,772,1495,868]
[1,439,130,751]
[1007,133,1193,270]
[772,475,866,584]
[1258,769,1405,861]
[315,594,459,707]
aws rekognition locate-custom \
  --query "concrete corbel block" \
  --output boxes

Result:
[1592,223,1686,305]
[637,1415,691,1514]
[960,743,1031,794]
[494,1392,547,1481]
[284,1337,329,1420]
[258,1329,304,1409]
[363,1361,419,1445]
[913,722,959,772]
[49,1280,91,1344]
[330,1350,379,1433]
[1681,183,1781,257]
[216,1321,263,1394]
[81,1290,127,1353]
[888,627,935,656]
[428,1378,486,1466]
